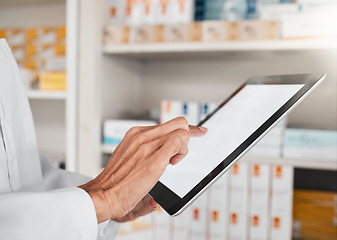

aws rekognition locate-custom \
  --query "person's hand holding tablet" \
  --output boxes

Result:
[79,117,207,223]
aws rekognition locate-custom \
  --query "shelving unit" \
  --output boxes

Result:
[0,0,78,171]
[73,0,337,179]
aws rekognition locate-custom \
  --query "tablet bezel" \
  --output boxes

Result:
[149,72,326,216]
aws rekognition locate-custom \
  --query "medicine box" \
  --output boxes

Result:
[118,214,153,240]
[165,23,190,42]
[104,25,130,45]
[160,100,199,125]
[229,163,249,240]
[26,27,57,45]
[249,164,271,240]
[103,119,157,146]
[153,208,171,240]
[39,72,66,91]
[270,165,294,240]
[171,0,194,23]
[156,0,173,25]
[107,0,126,25]
[202,21,227,42]
[226,22,240,41]
[172,208,191,240]
[239,20,264,41]
[283,128,337,162]
[190,191,209,240]
[133,25,156,44]
[209,173,230,240]
[0,28,26,45]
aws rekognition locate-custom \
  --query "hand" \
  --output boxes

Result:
[79,117,207,223]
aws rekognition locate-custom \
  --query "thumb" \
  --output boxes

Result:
[189,125,208,137]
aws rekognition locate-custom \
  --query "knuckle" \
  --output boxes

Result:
[177,116,188,126]
[134,132,146,145]
[126,126,139,137]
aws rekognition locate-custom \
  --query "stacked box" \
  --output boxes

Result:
[283,128,337,162]
[190,190,209,240]
[0,28,26,67]
[25,26,66,72]
[172,208,191,240]
[160,100,199,125]
[249,164,271,240]
[153,207,171,240]
[270,165,294,240]
[103,119,157,147]
[104,25,131,45]
[229,163,249,240]
[199,102,218,122]
[293,189,337,240]
[209,173,230,240]
[117,214,153,240]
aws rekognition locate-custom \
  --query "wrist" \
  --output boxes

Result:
[78,183,110,224]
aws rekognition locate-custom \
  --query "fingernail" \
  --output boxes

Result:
[198,126,208,132]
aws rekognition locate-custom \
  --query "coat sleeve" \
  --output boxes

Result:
[0,156,120,240]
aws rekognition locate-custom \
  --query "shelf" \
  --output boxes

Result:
[27,90,67,100]
[0,0,63,7]
[101,144,336,171]
[103,39,337,58]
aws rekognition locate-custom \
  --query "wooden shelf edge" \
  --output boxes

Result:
[101,144,337,171]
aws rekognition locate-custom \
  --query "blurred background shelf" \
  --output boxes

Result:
[26,90,67,100]
[101,144,337,171]
[103,39,337,57]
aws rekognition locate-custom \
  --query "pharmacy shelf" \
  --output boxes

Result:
[103,39,337,57]
[101,144,337,171]
[27,90,67,100]
[241,156,337,171]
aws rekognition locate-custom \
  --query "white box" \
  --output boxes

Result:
[172,208,191,240]
[282,12,337,39]
[202,21,227,42]
[270,165,294,240]
[209,173,230,240]
[199,102,218,122]
[139,0,158,25]
[125,0,142,26]
[160,100,199,125]
[107,0,126,25]
[103,119,157,146]
[153,207,171,240]
[229,163,249,240]
[117,214,153,240]
[190,191,209,240]
[249,164,271,240]
[155,0,173,24]
[171,0,194,23]
[259,3,300,20]
[283,128,337,162]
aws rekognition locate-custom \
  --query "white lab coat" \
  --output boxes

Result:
[0,39,120,240]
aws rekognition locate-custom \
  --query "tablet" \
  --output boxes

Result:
[149,72,326,216]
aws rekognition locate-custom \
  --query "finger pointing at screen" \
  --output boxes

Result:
[79,117,207,223]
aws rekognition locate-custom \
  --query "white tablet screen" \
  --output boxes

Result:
[159,84,304,198]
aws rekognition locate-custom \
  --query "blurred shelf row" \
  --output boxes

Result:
[103,39,337,58]
[26,90,67,100]
[101,144,337,171]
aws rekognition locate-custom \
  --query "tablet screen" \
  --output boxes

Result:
[159,84,304,198]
